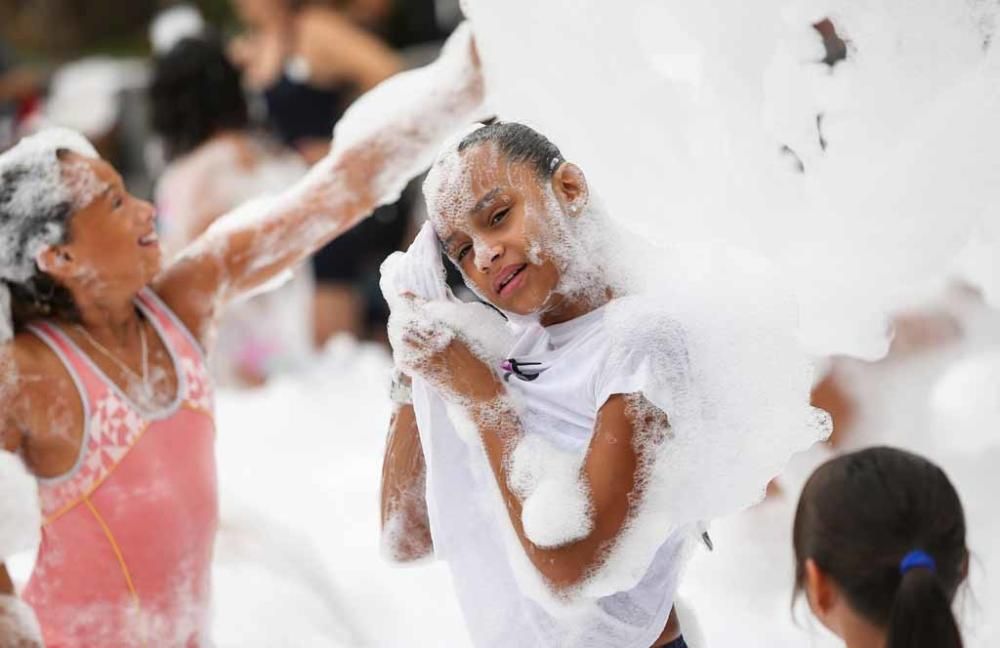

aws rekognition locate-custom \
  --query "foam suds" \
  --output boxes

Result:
[0,453,41,559]
[462,0,1000,360]
[0,594,44,645]
[174,21,486,345]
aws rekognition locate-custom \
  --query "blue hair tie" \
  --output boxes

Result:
[899,550,937,575]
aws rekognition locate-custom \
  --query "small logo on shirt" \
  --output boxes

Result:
[501,358,544,382]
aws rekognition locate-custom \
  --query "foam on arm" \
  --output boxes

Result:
[156,24,487,341]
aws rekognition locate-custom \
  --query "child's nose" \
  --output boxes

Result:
[475,241,501,272]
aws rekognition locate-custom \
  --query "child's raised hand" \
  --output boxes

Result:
[379,222,452,303]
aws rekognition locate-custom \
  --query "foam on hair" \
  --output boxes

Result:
[0,128,98,341]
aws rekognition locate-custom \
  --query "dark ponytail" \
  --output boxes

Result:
[793,447,968,647]
[888,567,963,648]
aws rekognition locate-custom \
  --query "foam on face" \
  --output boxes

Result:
[423,137,624,327]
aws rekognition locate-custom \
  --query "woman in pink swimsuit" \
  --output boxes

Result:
[0,26,483,647]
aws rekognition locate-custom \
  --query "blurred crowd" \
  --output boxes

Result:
[0,0,463,386]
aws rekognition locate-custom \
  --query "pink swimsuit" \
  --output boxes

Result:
[23,289,218,647]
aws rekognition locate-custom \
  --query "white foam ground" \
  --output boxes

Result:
[202,290,997,646]
[7,299,991,645]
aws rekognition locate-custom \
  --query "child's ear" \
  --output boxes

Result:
[551,162,589,217]
[804,558,842,634]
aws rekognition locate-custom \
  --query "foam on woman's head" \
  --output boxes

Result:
[0,128,98,340]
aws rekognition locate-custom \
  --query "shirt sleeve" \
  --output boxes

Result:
[592,299,691,418]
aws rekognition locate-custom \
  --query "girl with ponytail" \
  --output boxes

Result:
[793,446,968,648]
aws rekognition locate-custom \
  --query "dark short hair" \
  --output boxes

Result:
[149,35,249,161]
[793,446,967,648]
[457,122,565,179]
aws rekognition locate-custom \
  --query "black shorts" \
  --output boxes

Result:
[311,201,408,283]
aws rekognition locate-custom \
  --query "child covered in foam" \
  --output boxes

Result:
[379,122,829,647]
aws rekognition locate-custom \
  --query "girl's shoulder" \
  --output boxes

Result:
[604,296,687,355]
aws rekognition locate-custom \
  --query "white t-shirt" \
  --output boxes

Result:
[412,301,691,648]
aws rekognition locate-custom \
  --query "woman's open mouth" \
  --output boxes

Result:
[138,231,159,247]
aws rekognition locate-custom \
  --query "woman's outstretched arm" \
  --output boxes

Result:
[153,26,486,345]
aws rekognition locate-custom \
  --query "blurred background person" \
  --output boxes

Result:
[227,0,463,347]
[0,37,44,151]
[228,0,407,345]
[149,9,314,386]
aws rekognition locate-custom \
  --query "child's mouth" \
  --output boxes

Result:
[497,264,527,297]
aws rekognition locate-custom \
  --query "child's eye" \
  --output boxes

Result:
[457,245,472,261]
[112,195,123,209]
[490,208,510,227]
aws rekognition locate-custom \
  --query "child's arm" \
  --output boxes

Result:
[380,399,433,562]
[152,26,484,345]
[473,392,654,592]
[405,337,662,593]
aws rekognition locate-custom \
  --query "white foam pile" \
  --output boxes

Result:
[197,307,998,645]
[463,0,1000,360]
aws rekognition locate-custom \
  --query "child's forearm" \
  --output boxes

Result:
[380,403,433,562]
